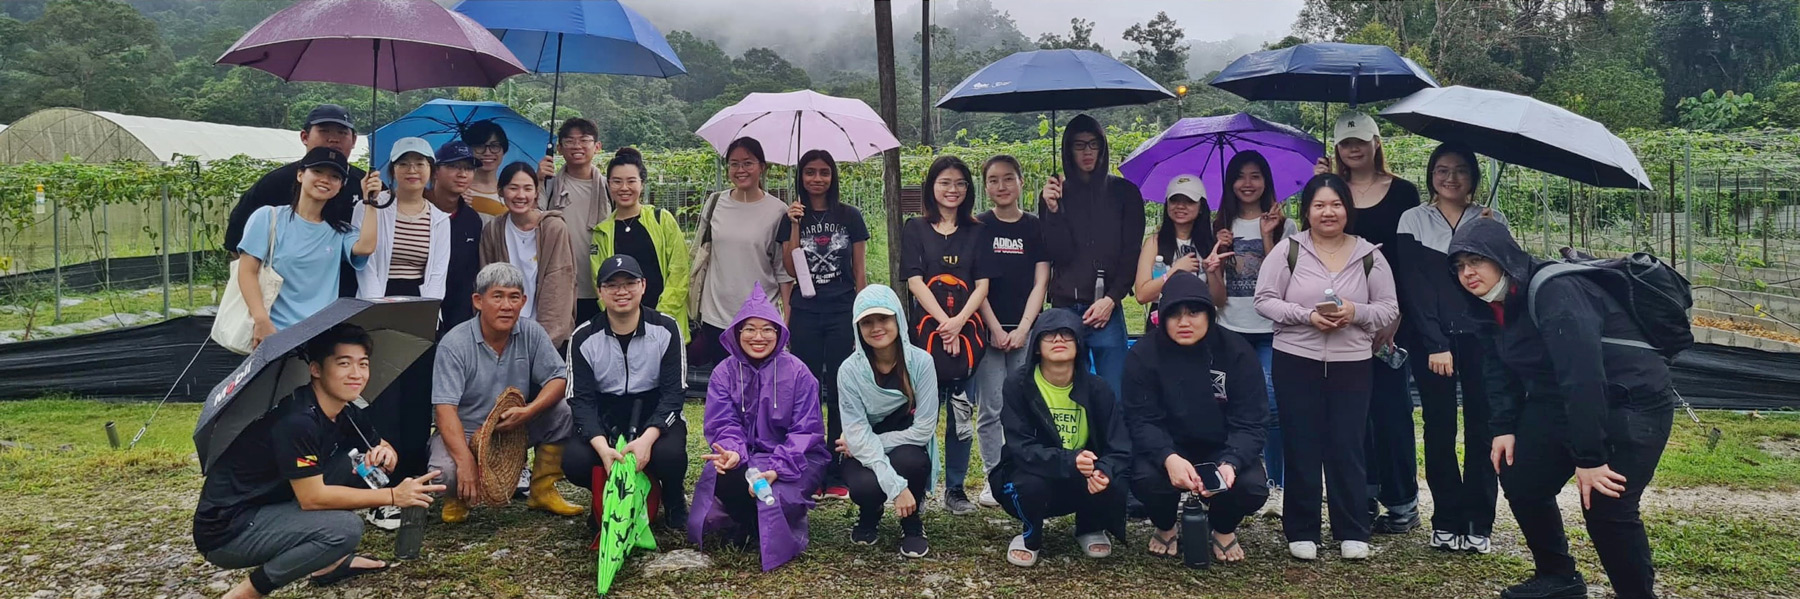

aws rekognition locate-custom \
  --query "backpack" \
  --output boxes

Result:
[1526,248,1693,359]
[912,273,989,382]
[1287,237,1374,276]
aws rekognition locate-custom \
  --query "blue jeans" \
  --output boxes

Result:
[1238,331,1282,487]
[1066,303,1127,400]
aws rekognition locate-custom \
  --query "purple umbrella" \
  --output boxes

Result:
[1119,113,1325,208]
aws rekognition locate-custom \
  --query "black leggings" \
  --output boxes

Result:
[996,468,1127,551]
[788,309,855,484]
[842,444,931,529]
[1273,350,1374,544]
[562,420,690,497]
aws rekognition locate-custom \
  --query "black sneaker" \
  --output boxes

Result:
[661,494,689,534]
[1500,572,1587,599]
[899,520,929,558]
[1372,511,1421,534]
[851,521,879,545]
[945,489,976,515]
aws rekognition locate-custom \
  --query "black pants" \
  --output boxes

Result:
[1412,333,1497,535]
[1503,394,1673,599]
[1364,353,1419,510]
[364,343,433,480]
[562,420,690,504]
[1132,446,1270,534]
[843,444,931,530]
[688,322,732,367]
[788,308,855,485]
[996,467,1128,551]
[1273,350,1374,543]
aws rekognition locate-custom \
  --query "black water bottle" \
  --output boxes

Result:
[1180,494,1212,569]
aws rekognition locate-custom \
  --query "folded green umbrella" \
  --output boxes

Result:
[597,437,657,596]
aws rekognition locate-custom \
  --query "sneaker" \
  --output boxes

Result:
[899,532,930,558]
[1429,529,1464,551]
[823,486,850,500]
[1288,541,1318,561]
[514,468,531,499]
[1500,572,1588,599]
[1372,511,1421,534]
[364,506,402,531]
[977,484,999,508]
[1463,534,1492,554]
[851,521,879,545]
[1341,540,1371,560]
[945,489,977,515]
[1259,486,1284,518]
[811,488,827,501]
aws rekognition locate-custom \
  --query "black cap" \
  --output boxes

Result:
[296,146,350,178]
[304,104,355,130]
[597,254,645,283]
[435,140,477,167]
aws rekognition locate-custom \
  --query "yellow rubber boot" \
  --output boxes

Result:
[524,444,585,516]
[441,497,469,523]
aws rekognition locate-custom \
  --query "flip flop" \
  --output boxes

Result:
[1211,534,1244,563]
[1075,531,1112,559]
[309,554,389,586]
[1006,534,1039,567]
[1147,528,1179,559]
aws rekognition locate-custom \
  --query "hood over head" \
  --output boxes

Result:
[849,284,911,360]
[721,283,790,361]
[1156,270,1216,323]
[1027,307,1088,370]
[1447,216,1535,284]
[1061,114,1110,183]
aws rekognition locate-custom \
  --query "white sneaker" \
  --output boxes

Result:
[1341,540,1371,560]
[364,506,402,531]
[977,484,999,508]
[1463,535,1492,554]
[1288,541,1318,561]
[1430,529,1464,551]
[1260,486,1285,518]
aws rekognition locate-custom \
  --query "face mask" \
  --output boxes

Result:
[1479,275,1510,303]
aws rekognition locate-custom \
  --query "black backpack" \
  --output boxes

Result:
[912,273,989,382]
[1526,248,1694,359]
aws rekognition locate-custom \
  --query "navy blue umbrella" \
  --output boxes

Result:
[1208,42,1438,105]
[938,49,1174,168]
[194,297,440,473]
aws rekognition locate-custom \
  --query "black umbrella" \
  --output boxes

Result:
[194,297,441,473]
[1379,85,1653,191]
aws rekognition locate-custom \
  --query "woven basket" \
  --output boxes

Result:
[468,386,531,507]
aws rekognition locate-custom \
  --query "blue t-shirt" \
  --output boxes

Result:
[239,206,368,329]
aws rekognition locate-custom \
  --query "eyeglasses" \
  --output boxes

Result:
[1070,140,1102,152]
[1041,331,1076,343]
[600,280,640,293]
[934,179,970,190]
[559,137,596,148]
[728,160,762,171]
[739,326,779,339]
[1432,167,1473,179]
[472,143,506,155]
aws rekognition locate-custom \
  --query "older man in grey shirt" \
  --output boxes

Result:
[429,262,583,523]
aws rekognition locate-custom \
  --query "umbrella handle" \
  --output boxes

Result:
[364,195,395,210]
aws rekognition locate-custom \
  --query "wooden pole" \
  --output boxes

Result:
[876,0,907,305]
[921,0,933,149]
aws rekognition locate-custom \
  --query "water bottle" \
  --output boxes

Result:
[792,247,817,298]
[1179,493,1212,569]
[394,506,426,560]
[346,448,389,489]
[1323,288,1343,307]
[746,467,775,505]
[1152,256,1168,279]
[34,184,45,215]
[1094,269,1107,303]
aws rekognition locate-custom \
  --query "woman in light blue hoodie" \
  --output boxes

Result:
[837,284,940,559]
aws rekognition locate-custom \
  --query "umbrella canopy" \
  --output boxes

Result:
[452,0,685,78]
[1380,86,1653,190]
[696,90,900,165]
[194,297,440,473]
[217,0,528,93]
[937,49,1175,113]
[371,99,550,176]
[595,438,657,595]
[1209,42,1438,105]
[1120,113,1325,207]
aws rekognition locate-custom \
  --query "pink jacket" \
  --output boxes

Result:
[1253,231,1400,363]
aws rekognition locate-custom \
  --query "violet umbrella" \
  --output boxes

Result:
[696,90,900,165]
[1119,113,1325,208]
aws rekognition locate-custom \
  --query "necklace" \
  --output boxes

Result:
[1316,235,1350,255]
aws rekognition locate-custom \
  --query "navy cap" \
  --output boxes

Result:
[435,140,477,167]
[597,254,645,283]
[304,104,355,130]
[296,146,350,178]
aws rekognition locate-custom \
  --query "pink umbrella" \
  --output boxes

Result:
[696,90,901,165]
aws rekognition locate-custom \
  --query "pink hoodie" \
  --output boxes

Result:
[1253,230,1400,364]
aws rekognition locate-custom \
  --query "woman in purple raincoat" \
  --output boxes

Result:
[688,284,830,571]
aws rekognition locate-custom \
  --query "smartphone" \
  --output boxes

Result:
[1314,301,1341,315]
[1197,462,1228,494]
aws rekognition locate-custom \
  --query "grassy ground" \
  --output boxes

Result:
[1,400,1796,598]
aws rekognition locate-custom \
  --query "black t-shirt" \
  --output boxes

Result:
[900,217,991,321]
[776,205,870,314]
[976,210,1046,330]
[1352,177,1421,265]
[192,387,378,553]
[613,215,664,311]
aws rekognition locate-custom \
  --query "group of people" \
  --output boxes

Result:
[195,105,1674,599]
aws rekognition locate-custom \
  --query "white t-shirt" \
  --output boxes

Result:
[1218,216,1298,334]
[506,218,540,319]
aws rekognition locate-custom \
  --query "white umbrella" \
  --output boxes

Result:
[1380,85,1652,191]
[695,90,900,165]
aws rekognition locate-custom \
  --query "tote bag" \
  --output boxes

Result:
[212,210,283,354]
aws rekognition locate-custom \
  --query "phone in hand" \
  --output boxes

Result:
[1197,462,1228,494]
[1314,301,1341,315]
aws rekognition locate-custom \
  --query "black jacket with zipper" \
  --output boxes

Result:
[1395,201,1507,354]
[992,308,1132,484]
[1123,276,1269,478]
[1037,114,1147,307]
[566,307,685,441]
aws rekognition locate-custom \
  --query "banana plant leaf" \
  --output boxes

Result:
[596,437,656,596]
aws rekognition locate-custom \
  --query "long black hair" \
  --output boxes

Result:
[923,155,976,226]
[1425,141,1483,205]
[289,166,354,234]
[794,149,843,215]
[1155,194,1212,263]
[1298,173,1357,234]
[1214,150,1282,244]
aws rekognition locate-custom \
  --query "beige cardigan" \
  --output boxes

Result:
[479,210,577,348]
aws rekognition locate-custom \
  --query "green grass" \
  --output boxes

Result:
[1656,411,1800,490]
[0,285,223,334]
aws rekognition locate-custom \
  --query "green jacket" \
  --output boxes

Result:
[592,204,691,342]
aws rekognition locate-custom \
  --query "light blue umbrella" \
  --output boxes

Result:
[370,99,550,179]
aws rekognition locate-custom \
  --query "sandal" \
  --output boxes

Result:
[1075,531,1112,559]
[1147,528,1179,558]
[1006,534,1039,567]
[1211,533,1244,563]
[309,554,388,586]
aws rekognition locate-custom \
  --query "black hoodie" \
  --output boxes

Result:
[1038,114,1148,307]
[1447,218,1671,468]
[993,307,1132,485]
[1123,272,1269,475]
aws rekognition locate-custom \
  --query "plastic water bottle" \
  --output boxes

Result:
[1323,288,1342,307]
[1152,256,1168,279]
[34,184,45,215]
[347,448,390,489]
[1094,269,1107,303]
[792,247,817,298]
[1179,493,1212,569]
[746,467,775,505]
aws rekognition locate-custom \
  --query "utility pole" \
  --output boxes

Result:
[877,0,907,304]
[920,0,933,149]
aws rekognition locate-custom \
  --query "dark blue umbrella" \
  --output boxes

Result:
[1208,42,1438,105]
[938,49,1174,168]
[453,0,685,155]
[194,297,440,473]
[1119,113,1325,207]
[371,99,550,178]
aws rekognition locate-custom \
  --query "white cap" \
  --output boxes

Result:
[855,305,897,323]
[1164,173,1205,204]
[1333,111,1380,146]
[388,136,436,165]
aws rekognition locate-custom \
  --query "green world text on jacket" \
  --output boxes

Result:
[591,204,691,343]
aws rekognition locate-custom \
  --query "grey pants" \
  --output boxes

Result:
[428,400,572,490]
[971,344,1029,477]
[203,502,363,592]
